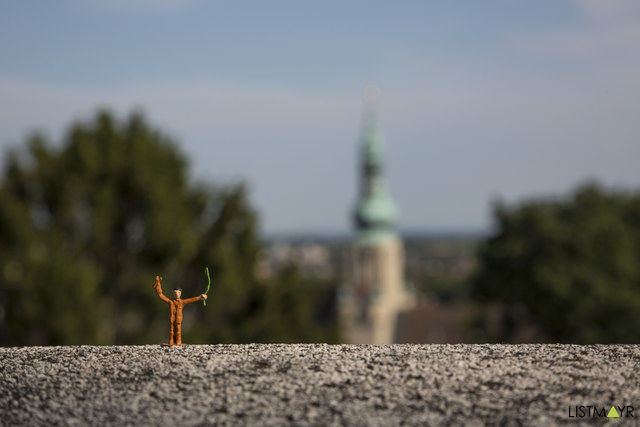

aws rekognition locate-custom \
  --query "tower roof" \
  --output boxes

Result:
[353,92,397,243]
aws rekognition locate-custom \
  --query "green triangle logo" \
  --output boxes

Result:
[607,406,620,419]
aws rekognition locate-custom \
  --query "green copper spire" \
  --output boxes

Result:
[353,88,398,244]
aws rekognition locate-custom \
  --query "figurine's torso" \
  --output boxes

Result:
[167,298,186,323]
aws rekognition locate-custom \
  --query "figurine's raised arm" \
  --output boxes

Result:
[153,276,170,303]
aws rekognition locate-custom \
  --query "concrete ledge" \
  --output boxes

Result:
[1,344,639,425]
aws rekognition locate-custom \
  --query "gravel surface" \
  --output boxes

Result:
[1,344,639,426]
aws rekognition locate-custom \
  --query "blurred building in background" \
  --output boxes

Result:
[256,93,480,344]
[339,97,416,344]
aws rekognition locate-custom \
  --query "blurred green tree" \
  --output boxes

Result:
[474,183,640,343]
[0,110,338,345]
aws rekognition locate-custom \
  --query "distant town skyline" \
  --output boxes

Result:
[1,1,639,234]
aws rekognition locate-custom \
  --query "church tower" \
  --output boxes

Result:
[340,88,415,344]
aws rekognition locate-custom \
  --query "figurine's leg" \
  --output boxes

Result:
[175,323,182,345]
[169,323,176,345]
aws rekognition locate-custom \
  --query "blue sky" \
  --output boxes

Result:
[1,0,639,234]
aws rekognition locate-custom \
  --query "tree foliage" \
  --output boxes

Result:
[474,184,640,343]
[0,110,338,345]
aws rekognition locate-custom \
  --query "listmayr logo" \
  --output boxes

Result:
[568,405,634,420]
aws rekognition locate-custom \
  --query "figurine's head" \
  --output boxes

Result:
[172,288,182,299]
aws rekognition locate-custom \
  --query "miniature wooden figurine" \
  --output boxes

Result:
[153,275,207,346]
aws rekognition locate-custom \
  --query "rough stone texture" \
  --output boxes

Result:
[1,344,639,426]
